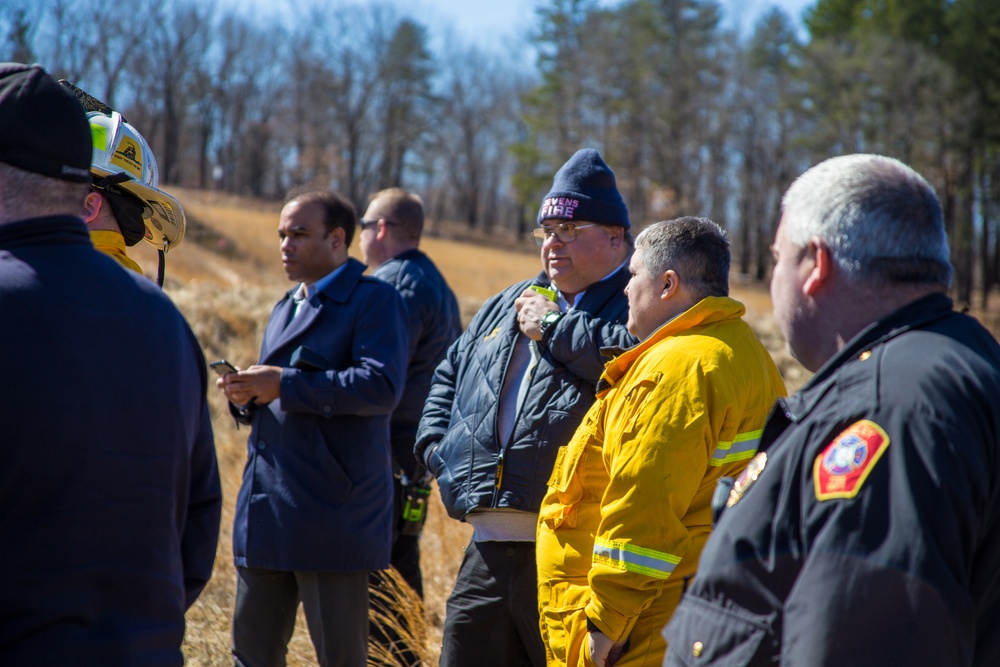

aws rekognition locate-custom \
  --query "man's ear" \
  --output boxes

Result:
[608,227,624,248]
[661,269,679,301]
[376,219,391,241]
[329,226,346,250]
[803,238,831,296]
[82,190,102,225]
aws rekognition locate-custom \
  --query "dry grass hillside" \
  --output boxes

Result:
[130,187,809,666]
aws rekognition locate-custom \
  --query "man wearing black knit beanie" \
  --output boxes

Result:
[0,62,220,665]
[416,148,637,667]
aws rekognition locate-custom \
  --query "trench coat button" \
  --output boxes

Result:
[322,405,333,415]
[257,440,267,451]
[692,641,704,657]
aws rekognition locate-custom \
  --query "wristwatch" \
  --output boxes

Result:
[540,310,563,336]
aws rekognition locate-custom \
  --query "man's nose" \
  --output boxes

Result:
[543,232,564,249]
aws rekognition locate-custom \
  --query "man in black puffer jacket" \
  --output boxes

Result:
[360,187,462,600]
[416,148,637,667]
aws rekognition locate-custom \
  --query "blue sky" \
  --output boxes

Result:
[221,0,818,68]
[413,0,816,48]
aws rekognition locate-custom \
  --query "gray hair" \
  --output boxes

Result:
[781,154,952,287]
[635,216,730,298]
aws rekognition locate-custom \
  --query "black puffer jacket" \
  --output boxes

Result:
[372,248,462,475]
[415,265,636,521]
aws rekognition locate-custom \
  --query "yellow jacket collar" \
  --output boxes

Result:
[600,296,747,392]
[90,230,143,275]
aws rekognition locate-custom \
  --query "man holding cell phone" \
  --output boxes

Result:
[415,148,637,667]
[216,190,408,667]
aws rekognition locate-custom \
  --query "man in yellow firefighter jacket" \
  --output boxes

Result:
[536,217,786,667]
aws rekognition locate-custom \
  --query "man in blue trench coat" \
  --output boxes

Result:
[218,190,408,667]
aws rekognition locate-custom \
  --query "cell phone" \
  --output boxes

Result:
[290,346,327,372]
[210,359,239,376]
[530,285,557,301]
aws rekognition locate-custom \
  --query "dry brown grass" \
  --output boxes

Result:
[151,187,807,665]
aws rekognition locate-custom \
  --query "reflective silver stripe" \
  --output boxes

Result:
[709,429,762,466]
[593,537,680,579]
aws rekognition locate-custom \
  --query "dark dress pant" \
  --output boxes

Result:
[439,540,547,667]
[232,566,368,667]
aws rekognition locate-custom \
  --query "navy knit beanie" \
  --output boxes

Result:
[537,148,630,228]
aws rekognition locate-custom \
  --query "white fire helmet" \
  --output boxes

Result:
[88,110,185,251]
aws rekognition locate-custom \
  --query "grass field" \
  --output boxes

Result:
[129,187,809,665]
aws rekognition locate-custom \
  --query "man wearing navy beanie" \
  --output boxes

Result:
[416,148,637,667]
[537,148,631,228]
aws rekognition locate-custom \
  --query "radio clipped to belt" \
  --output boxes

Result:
[400,471,433,537]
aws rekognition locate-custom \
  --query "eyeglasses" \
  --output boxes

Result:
[531,223,598,246]
[359,219,396,231]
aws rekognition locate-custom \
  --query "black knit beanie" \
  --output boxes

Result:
[537,148,630,228]
[0,63,91,183]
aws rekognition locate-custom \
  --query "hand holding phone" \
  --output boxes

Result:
[210,359,239,376]
[529,284,558,301]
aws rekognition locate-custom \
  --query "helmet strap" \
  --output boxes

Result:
[157,248,166,288]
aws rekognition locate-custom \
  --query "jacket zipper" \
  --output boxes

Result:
[492,321,518,504]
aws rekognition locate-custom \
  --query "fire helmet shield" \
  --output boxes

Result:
[88,110,185,250]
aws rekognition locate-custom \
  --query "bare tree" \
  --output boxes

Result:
[30,0,96,85]
[0,1,41,64]
[734,8,809,280]
[13,0,1000,310]
[204,13,284,195]
[434,41,526,230]
[285,4,398,206]
[375,18,434,189]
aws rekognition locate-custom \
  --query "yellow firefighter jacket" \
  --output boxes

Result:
[536,296,786,667]
[90,230,143,275]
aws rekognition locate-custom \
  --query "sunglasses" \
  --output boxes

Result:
[359,219,397,231]
[531,223,598,246]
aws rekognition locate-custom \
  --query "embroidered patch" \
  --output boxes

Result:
[814,420,890,501]
[726,451,767,508]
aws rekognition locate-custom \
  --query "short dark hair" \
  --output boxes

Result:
[635,217,730,298]
[368,187,424,241]
[287,190,357,247]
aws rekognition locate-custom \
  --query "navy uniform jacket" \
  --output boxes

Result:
[232,257,408,571]
[0,216,222,665]
[371,248,461,476]
[663,293,1000,667]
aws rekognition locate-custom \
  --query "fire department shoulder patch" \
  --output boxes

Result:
[814,420,890,501]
